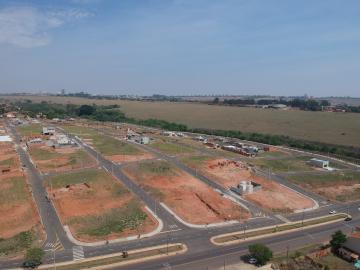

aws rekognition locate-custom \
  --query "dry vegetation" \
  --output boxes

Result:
[0,137,43,257]
[4,95,360,147]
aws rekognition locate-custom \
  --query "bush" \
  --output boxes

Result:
[24,247,44,265]
[248,243,273,265]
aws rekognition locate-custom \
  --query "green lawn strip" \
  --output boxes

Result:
[214,214,347,244]
[16,124,42,136]
[61,125,98,138]
[0,176,28,204]
[257,151,291,158]
[288,171,360,188]
[41,245,184,270]
[29,148,61,160]
[68,199,147,237]
[65,150,95,168]
[335,188,360,202]
[0,157,14,166]
[150,141,194,155]
[0,230,35,257]
[47,168,104,188]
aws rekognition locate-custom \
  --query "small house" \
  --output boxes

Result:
[310,158,329,169]
[339,236,360,262]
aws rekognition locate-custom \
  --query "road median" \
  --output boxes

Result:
[211,213,348,246]
[19,243,188,270]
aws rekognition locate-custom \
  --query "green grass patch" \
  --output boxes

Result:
[181,155,211,167]
[138,160,174,175]
[0,231,34,257]
[92,135,141,156]
[252,157,312,172]
[0,157,14,166]
[29,148,60,160]
[151,141,194,155]
[47,168,104,188]
[69,200,147,237]
[288,171,360,188]
[17,124,42,136]
[0,176,28,204]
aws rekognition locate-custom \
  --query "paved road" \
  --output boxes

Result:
[1,123,359,270]
[70,134,186,232]
[8,125,74,250]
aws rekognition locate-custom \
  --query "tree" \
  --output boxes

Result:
[330,230,347,251]
[213,97,219,104]
[248,243,273,265]
[24,247,45,266]
[78,104,96,116]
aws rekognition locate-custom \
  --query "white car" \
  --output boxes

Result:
[329,210,337,214]
[249,257,257,264]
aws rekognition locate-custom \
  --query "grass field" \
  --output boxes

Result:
[5,96,360,147]
[251,157,314,172]
[62,125,141,156]
[150,140,194,155]
[17,124,42,136]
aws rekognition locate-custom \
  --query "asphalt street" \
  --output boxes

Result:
[1,124,359,270]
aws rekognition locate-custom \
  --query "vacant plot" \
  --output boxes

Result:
[16,124,42,137]
[251,156,315,172]
[47,168,156,241]
[5,96,359,147]
[149,139,194,156]
[29,146,96,173]
[123,160,249,224]
[287,171,360,201]
[62,125,152,163]
[0,141,42,258]
[182,157,315,213]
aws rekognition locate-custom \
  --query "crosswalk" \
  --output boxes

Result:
[72,246,85,261]
[44,239,63,252]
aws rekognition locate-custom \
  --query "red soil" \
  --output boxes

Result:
[107,152,153,163]
[202,159,315,212]
[0,142,41,239]
[49,172,157,241]
[123,163,250,225]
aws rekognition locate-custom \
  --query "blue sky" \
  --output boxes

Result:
[0,0,359,97]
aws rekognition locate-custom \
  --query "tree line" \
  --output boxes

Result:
[2,100,359,161]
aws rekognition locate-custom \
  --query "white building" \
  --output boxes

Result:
[310,158,329,168]
[42,127,56,135]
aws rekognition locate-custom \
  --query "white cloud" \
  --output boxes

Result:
[0,6,92,48]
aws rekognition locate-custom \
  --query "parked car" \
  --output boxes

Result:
[248,257,257,264]
[329,210,337,214]
[344,216,352,221]
[22,260,41,269]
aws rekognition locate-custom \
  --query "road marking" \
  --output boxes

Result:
[44,236,63,251]
[275,214,290,223]
[72,246,85,261]
[159,229,182,234]
[169,224,178,229]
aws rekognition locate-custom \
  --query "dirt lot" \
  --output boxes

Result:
[287,171,360,202]
[29,145,97,173]
[47,168,157,242]
[123,160,250,225]
[0,140,43,257]
[183,157,315,213]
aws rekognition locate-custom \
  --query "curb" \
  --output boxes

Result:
[64,206,164,247]
[210,213,348,246]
